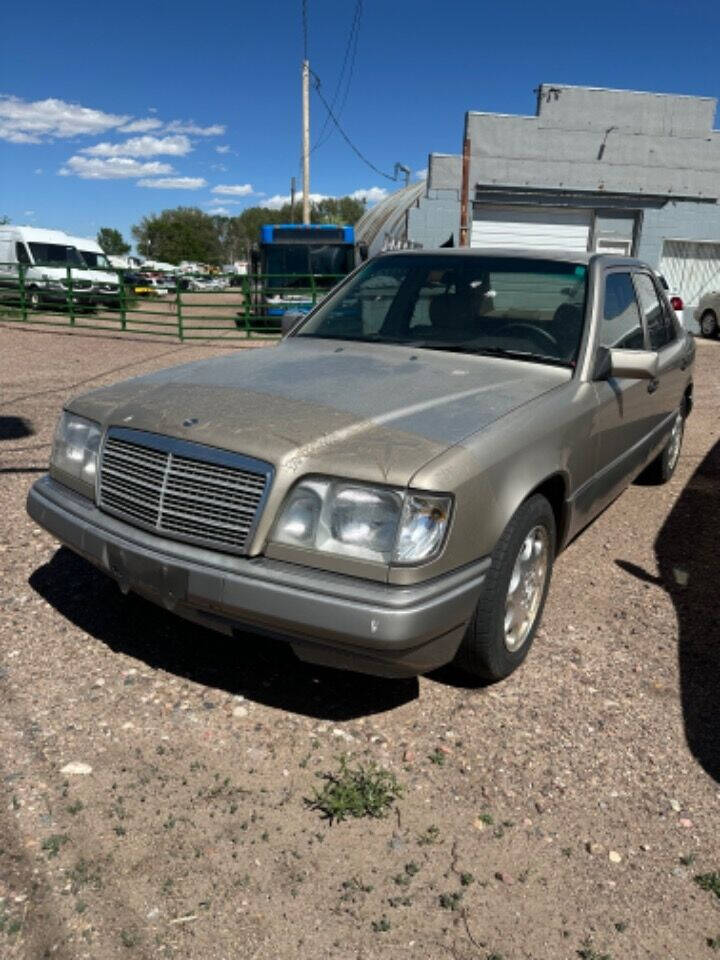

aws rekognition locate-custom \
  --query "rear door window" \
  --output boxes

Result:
[633,272,674,350]
[599,273,645,350]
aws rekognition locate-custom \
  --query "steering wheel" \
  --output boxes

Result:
[503,323,560,349]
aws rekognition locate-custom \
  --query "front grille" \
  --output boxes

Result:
[98,428,272,554]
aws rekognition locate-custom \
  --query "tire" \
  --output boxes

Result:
[700,310,718,338]
[455,494,556,682]
[639,407,685,484]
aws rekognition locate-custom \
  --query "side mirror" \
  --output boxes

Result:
[607,348,659,380]
[281,311,305,336]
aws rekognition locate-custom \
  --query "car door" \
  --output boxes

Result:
[632,270,687,438]
[584,269,660,516]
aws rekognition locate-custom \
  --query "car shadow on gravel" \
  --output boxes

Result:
[29,547,418,721]
[617,436,720,785]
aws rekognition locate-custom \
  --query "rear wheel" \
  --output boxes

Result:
[455,494,556,681]
[700,310,718,338]
[640,408,685,484]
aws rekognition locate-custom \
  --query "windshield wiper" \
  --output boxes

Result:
[416,343,573,367]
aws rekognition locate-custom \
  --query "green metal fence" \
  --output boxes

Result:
[0,264,345,341]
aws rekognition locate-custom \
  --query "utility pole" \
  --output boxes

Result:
[290,177,296,223]
[302,59,310,225]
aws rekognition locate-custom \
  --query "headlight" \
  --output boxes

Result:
[50,412,101,497]
[271,477,451,565]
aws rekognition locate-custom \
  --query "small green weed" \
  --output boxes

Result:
[418,825,441,846]
[41,834,69,859]
[371,915,391,932]
[306,757,402,823]
[67,858,102,894]
[428,749,446,766]
[577,938,612,960]
[388,894,412,907]
[679,852,696,866]
[439,891,464,911]
[67,800,84,816]
[120,928,138,948]
[614,921,627,933]
[340,878,373,901]
[695,872,720,899]
[477,812,494,826]
[460,872,474,886]
[707,935,720,951]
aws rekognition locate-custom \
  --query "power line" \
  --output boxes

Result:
[310,69,396,182]
[312,0,363,154]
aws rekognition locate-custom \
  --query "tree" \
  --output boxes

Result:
[97,227,130,256]
[0,215,10,225]
[131,208,223,265]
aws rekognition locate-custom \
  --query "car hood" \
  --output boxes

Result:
[69,338,570,486]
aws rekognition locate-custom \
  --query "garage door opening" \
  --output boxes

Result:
[471,205,591,252]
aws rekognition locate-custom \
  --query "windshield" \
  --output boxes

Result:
[262,243,354,289]
[295,253,588,366]
[80,250,111,269]
[28,243,85,268]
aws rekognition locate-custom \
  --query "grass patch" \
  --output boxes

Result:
[306,756,402,823]
[707,935,720,951]
[371,915,391,932]
[695,872,720,899]
[428,749,447,766]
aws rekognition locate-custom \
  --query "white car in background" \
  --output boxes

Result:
[694,291,720,338]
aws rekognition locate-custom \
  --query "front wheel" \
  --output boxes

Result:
[700,310,718,338]
[455,494,556,681]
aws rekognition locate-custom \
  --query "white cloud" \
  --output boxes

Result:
[165,120,225,136]
[34,168,43,175]
[138,176,207,190]
[212,183,254,196]
[257,192,331,209]
[215,145,230,154]
[415,168,428,180]
[0,95,129,143]
[349,187,389,203]
[208,206,231,215]
[60,155,174,179]
[82,134,192,158]
[119,118,163,133]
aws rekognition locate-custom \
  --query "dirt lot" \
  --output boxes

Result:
[1,324,719,960]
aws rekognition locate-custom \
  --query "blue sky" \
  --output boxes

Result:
[1,0,718,249]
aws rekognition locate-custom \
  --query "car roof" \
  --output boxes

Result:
[376,247,649,269]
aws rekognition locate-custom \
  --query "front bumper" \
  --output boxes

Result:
[27,476,489,678]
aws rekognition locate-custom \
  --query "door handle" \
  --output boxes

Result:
[647,378,659,394]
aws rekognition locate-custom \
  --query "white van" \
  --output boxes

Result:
[63,233,120,304]
[0,225,99,309]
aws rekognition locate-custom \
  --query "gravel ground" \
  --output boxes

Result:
[1,325,719,960]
